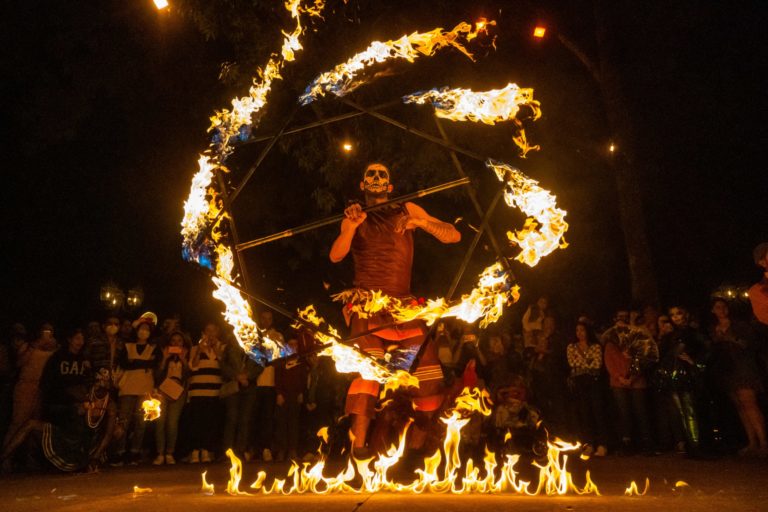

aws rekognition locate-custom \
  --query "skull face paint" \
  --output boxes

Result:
[361,163,391,195]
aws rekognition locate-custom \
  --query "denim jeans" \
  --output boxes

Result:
[611,387,652,449]
[155,392,186,455]
[116,395,147,455]
[222,389,258,455]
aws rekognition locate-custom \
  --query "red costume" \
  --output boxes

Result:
[344,204,443,419]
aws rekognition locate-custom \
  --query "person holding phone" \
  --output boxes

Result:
[152,331,190,465]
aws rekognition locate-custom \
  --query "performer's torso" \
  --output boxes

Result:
[351,204,413,297]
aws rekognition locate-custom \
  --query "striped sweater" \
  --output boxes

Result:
[188,347,222,398]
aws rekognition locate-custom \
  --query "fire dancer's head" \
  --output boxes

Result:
[360,162,392,198]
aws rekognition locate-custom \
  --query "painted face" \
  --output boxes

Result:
[362,164,390,194]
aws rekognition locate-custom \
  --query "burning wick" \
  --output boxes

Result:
[141,398,162,421]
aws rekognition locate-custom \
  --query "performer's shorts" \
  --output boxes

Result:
[345,313,444,418]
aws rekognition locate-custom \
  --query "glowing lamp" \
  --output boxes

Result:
[153,0,169,10]
[126,287,144,309]
[608,143,616,153]
[342,142,353,152]
[533,26,546,39]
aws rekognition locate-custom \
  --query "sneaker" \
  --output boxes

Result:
[127,452,141,466]
[165,454,176,465]
[595,445,607,457]
[262,448,273,462]
[189,449,200,463]
[675,441,687,454]
[288,450,298,461]
[201,449,212,463]
[244,451,253,462]
[152,455,165,466]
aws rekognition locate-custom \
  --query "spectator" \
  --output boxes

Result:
[114,312,159,465]
[41,328,92,421]
[251,310,282,462]
[0,324,26,444]
[709,298,767,456]
[85,316,122,389]
[530,315,568,431]
[187,324,224,463]
[118,319,133,344]
[748,242,768,327]
[603,310,658,454]
[567,321,608,456]
[274,336,308,462]
[153,331,190,465]
[480,332,518,394]
[651,313,684,452]
[522,296,549,352]
[658,305,709,456]
[304,353,341,458]
[220,325,261,460]
[2,323,56,448]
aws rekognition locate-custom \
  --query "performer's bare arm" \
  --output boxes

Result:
[400,202,461,243]
[329,203,367,262]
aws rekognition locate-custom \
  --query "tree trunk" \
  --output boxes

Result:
[594,0,660,306]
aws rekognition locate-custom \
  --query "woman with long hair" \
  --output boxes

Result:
[709,298,766,456]
[566,321,608,456]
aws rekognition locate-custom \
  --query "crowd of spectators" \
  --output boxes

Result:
[2,245,767,473]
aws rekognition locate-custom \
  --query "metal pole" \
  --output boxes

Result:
[241,100,401,145]
[229,107,298,205]
[215,173,253,292]
[433,117,514,279]
[445,189,504,300]
[341,98,488,163]
[236,176,470,252]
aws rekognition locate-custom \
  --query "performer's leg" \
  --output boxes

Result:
[345,315,383,450]
[404,331,444,451]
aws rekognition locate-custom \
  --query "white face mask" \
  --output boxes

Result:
[362,166,390,194]
[105,325,119,336]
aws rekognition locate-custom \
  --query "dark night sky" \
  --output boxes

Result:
[2,0,767,334]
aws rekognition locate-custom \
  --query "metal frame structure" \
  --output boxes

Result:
[217,97,518,368]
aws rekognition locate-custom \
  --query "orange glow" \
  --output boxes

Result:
[141,398,161,421]
[202,388,602,495]
[153,0,169,10]
[342,142,353,152]
[533,26,546,39]
[609,142,616,153]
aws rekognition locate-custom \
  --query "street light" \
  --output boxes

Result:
[100,282,143,312]
[342,141,353,153]
[533,26,547,39]
[153,0,169,10]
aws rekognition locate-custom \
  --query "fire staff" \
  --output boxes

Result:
[329,162,460,455]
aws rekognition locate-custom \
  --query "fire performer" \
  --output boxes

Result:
[329,162,461,455]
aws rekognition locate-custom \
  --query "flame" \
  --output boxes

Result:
[316,427,329,444]
[211,0,325,144]
[141,398,161,421]
[624,478,650,496]
[132,486,153,495]
[225,449,250,495]
[201,471,215,495]
[333,262,519,329]
[486,160,568,266]
[180,0,325,363]
[300,19,494,104]
[201,388,601,496]
[404,83,541,156]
